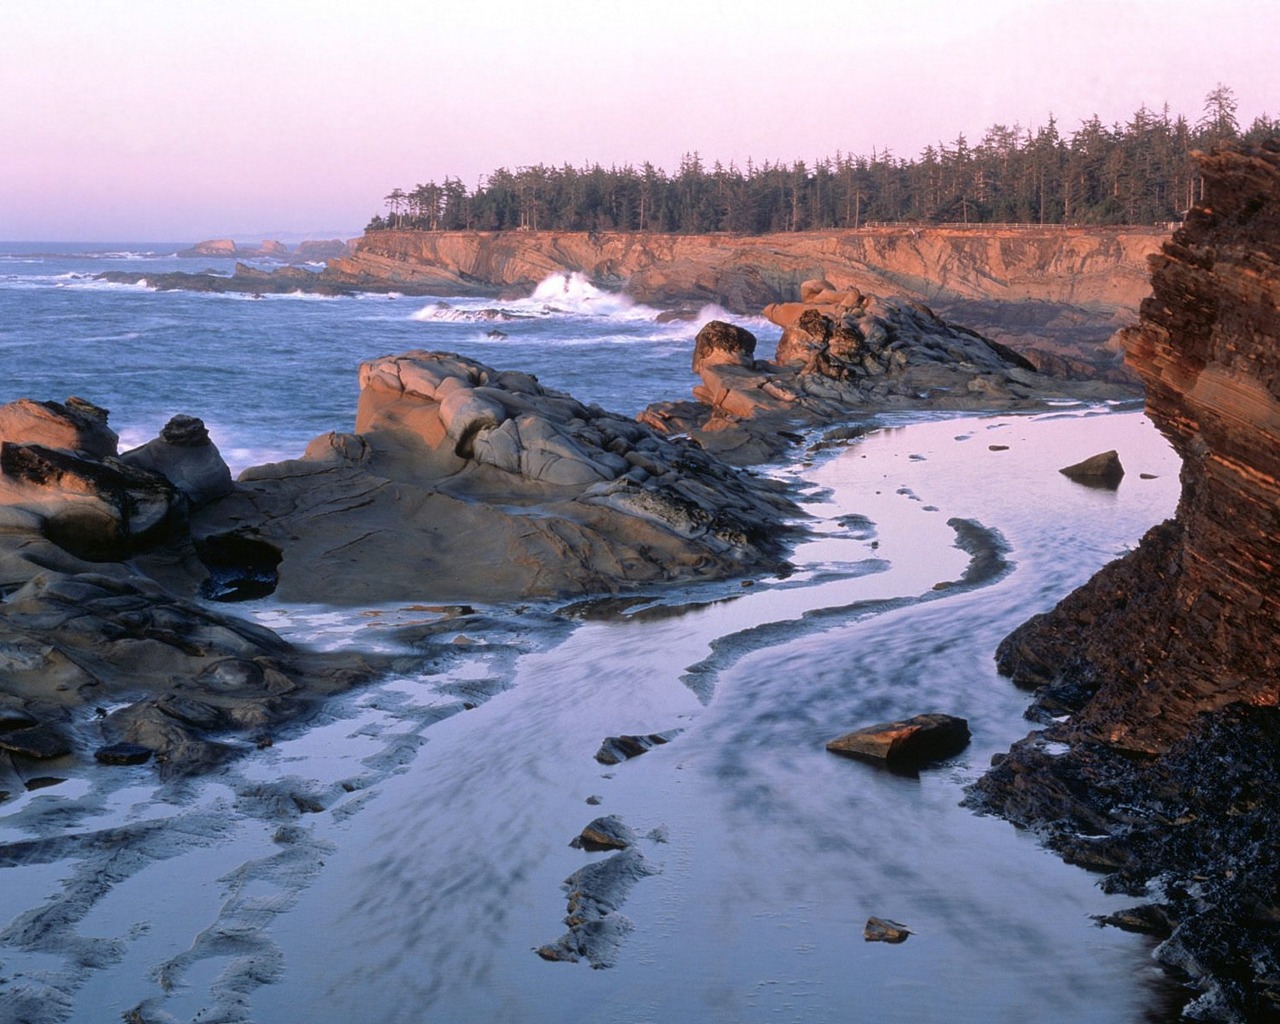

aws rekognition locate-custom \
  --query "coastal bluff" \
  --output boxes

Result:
[971,143,1280,1021]
[327,225,1163,314]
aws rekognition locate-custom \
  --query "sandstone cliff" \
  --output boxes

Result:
[971,142,1280,1022]
[328,225,1164,314]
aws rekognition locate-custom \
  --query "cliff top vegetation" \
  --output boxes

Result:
[368,86,1278,235]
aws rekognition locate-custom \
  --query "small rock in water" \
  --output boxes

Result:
[595,730,682,765]
[864,917,911,943]
[827,714,970,767]
[1059,449,1124,488]
[571,815,636,851]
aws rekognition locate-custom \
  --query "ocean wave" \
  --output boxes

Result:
[411,301,529,323]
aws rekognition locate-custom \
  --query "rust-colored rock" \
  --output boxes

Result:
[973,142,1280,1020]
[827,714,970,766]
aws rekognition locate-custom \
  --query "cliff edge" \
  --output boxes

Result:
[971,142,1280,1022]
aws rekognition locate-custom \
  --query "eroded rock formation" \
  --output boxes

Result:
[193,351,796,604]
[971,142,1280,1022]
[640,295,1135,464]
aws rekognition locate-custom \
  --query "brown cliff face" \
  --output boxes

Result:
[997,144,1280,752]
[973,142,1280,1021]
[327,226,1164,314]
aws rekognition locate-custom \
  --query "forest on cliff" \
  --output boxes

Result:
[369,86,1277,234]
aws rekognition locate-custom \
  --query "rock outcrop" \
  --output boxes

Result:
[639,297,1136,464]
[191,352,796,604]
[970,142,1280,1021]
[0,402,385,781]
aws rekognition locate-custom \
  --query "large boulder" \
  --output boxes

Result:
[188,351,797,604]
[121,414,234,509]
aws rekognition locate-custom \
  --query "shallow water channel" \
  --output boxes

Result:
[0,408,1186,1024]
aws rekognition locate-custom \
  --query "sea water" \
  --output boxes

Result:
[0,244,1186,1022]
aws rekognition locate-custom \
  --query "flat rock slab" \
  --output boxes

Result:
[827,713,970,767]
[0,725,72,760]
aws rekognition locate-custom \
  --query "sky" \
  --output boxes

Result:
[1,0,1276,242]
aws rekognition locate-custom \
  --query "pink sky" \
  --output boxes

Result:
[2,0,1276,241]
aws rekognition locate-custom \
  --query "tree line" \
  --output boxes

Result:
[368,86,1278,234]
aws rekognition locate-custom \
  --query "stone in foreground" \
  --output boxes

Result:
[1058,449,1124,487]
[864,917,912,943]
[826,714,970,767]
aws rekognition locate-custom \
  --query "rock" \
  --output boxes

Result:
[570,816,636,851]
[691,320,757,372]
[0,397,118,458]
[1058,449,1124,487]
[0,442,179,561]
[863,917,911,943]
[178,239,238,258]
[93,742,153,766]
[121,414,234,509]
[972,142,1280,1021]
[643,295,1135,466]
[594,730,681,765]
[536,847,658,968]
[0,724,71,760]
[296,239,351,261]
[188,352,796,604]
[826,713,970,767]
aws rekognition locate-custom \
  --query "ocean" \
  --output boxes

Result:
[0,243,1185,1022]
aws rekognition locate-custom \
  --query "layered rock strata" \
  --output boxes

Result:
[971,143,1280,1021]
[640,293,1134,463]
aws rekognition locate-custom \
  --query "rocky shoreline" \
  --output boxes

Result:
[969,142,1280,1021]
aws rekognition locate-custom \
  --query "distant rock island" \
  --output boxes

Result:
[176,238,352,261]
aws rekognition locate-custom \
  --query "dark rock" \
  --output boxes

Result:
[1,442,178,560]
[93,742,153,766]
[827,713,970,767]
[536,847,658,968]
[0,725,71,760]
[1058,449,1124,487]
[595,730,681,765]
[864,917,911,943]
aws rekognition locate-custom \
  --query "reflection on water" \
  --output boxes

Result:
[0,409,1186,1024]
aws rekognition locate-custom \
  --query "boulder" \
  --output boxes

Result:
[1058,450,1124,487]
[192,352,796,605]
[691,320,757,372]
[121,414,234,509]
[826,713,971,767]
[570,815,636,851]
[0,442,178,561]
[0,397,118,458]
[864,917,911,943]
